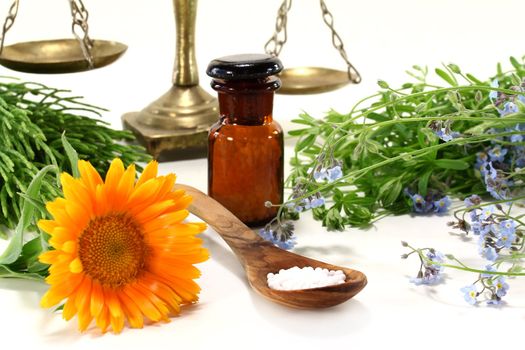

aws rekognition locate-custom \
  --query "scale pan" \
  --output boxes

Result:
[0,39,127,74]
[278,66,352,95]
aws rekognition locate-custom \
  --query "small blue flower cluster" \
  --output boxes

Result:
[489,79,525,115]
[464,195,518,262]
[429,120,461,142]
[461,275,510,306]
[476,79,525,199]
[284,163,337,214]
[476,148,512,200]
[258,224,296,250]
[312,164,343,183]
[406,190,451,214]
[409,250,445,285]
[435,128,461,142]
[286,193,325,213]
[459,195,520,305]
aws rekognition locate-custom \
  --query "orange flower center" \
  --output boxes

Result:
[78,213,148,287]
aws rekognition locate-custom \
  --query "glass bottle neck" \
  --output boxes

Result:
[211,77,279,126]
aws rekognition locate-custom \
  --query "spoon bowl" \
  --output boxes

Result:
[176,184,367,309]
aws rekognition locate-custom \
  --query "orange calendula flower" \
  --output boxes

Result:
[38,159,209,333]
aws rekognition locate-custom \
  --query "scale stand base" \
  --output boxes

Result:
[122,84,218,161]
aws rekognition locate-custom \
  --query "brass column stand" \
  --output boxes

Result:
[122,0,218,160]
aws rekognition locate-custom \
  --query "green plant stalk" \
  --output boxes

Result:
[284,58,525,230]
[0,79,151,230]
[279,130,522,225]
[408,243,525,277]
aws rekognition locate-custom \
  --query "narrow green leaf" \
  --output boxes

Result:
[466,73,483,85]
[288,128,313,137]
[16,193,46,216]
[291,119,317,126]
[434,159,470,170]
[418,170,432,196]
[365,112,389,122]
[61,132,80,178]
[0,264,44,281]
[510,56,523,71]
[379,178,403,206]
[435,68,457,86]
[0,165,56,265]
[294,134,316,152]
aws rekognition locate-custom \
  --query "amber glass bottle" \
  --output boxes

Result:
[206,54,284,227]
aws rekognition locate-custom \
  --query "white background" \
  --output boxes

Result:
[0,0,524,349]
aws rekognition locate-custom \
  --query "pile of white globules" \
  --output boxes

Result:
[267,266,346,290]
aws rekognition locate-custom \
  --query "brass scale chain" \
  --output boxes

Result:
[264,0,361,84]
[0,0,95,69]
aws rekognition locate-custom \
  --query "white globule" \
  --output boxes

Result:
[267,266,346,290]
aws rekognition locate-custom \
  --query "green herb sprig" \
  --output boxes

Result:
[0,79,151,232]
[282,57,525,231]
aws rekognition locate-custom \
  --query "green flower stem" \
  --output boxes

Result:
[407,243,525,277]
[284,60,525,232]
[318,131,520,195]
[281,130,524,224]
[318,85,523,153]
[292,106,522,188]
[453,195,525,223]
[347,115,523,145]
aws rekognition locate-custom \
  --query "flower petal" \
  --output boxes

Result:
[90,281,104,318]
[40,273,84,308]
[62,294,77,321]
[136,161,158,187]
[143,210,189,232]
[61,173,93,215]
[117,290,144,329]
[37,220,58,234]
[123,285,163,322]
[95,306,110,333]
[78,160,103,192]
[104,288,125,333]
[69,257,83,274]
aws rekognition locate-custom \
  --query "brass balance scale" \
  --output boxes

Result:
[266,0,361,94]
[0,0,359,157]
[0,0,127,73]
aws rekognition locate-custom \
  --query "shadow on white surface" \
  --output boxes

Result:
[293,244,355,258]
[39,296,207,342]
[200,231,247,285]
[0,278,47,293]
[447,230,473,243]
[250,293,371,338]
[39,312,81,343]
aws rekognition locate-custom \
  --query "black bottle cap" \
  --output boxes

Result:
[206,53,283,80]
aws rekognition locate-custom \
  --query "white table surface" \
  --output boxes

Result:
[1,0,524,349]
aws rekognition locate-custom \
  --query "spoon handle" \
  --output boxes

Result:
[175,184,273,266]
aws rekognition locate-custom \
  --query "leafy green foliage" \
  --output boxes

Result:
[0,165,55,266]
[286,58,525,230]
[0,79,151,230]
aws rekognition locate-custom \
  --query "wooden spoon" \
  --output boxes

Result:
[176,184,367,309]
